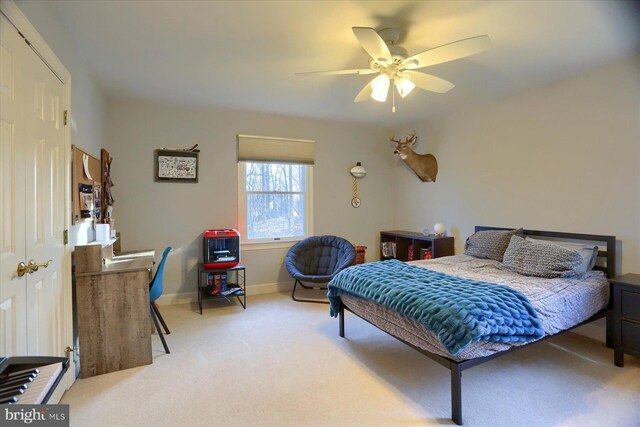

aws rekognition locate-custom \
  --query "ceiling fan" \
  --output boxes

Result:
[296,27,492,111]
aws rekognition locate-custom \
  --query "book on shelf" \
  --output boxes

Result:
[207,272,228,294]
[419,248,433,260]
[381,242,397,258]
[408,245,414,261]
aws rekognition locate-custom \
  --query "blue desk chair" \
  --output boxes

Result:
[150,247,172,354]
[285,235,356,304]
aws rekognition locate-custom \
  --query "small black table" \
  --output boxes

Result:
[197,263,246,314]
[611,273,640,367]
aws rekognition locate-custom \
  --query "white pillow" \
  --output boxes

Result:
[525,237,598,274]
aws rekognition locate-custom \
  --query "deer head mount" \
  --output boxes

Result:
[390,131,438,182]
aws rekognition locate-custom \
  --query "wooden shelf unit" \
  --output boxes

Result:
[380,230,454,261]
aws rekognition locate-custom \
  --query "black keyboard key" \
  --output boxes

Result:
[0,376,34,388]
[4,368,38,379]
[0,386,25,400]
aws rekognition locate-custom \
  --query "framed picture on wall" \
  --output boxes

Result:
[155,149,199,183]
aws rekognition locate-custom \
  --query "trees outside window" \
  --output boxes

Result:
[239,162,312,242]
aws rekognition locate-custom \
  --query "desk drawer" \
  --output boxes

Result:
[622,320,640,352]
[621,290,640,321]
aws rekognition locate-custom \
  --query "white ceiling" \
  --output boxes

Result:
[43,0,639,126]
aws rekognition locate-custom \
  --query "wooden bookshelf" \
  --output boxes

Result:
[380,230,454,261]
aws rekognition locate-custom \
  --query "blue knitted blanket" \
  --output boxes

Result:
[328,260,544,355]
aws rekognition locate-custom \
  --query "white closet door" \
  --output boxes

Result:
[0,12,28,356]
[0,12,66,358]
[22,19,66,356]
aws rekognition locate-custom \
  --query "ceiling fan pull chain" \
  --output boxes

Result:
[392,86,396,113]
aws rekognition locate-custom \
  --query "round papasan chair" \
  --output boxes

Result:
[285,235,356,304]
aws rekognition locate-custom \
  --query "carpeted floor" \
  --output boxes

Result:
[61,292,640,427]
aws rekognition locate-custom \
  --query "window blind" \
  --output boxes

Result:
[237,134,315,165]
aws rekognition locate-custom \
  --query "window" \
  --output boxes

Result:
[238,162,313,244]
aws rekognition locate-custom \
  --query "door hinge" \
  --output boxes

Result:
[63,229,68,245]
[64,110,68,126]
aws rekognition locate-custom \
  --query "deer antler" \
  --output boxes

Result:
[390,130,417,144]
[404,130,417,145]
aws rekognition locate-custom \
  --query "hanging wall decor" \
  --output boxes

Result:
[155,148,199,183]
[349,162,366,208]
[389,131,438,182]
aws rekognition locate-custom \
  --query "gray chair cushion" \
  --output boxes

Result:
[285,235,356,283]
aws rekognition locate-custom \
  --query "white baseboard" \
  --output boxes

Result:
[156,292,197,306]
[247,281,294,295]
[156,281,294,306]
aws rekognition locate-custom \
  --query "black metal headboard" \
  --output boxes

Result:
[474,226,616,279]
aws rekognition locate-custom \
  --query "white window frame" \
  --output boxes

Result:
[238,162,314,248]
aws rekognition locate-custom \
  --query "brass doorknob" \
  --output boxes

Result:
[16,262,29,277]
[26,259,52,272]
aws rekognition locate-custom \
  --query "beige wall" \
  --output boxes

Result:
[106,100,395,298]
[394,55,640,276]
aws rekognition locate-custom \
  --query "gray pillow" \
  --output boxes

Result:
[524,237,598,275]
[502,235,584,278]
[464,228,524,261]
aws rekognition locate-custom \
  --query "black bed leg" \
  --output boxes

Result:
[451,364,462,425]
[339,306,345,338]
[605,310,614,348]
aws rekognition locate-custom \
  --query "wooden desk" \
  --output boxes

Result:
[74,247,155,378]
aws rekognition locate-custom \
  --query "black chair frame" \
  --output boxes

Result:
[291,279,330,304]
[150,302,171,354]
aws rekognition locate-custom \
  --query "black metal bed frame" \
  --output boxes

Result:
[337,226,616,425]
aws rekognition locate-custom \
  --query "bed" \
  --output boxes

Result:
[329,226,616,425]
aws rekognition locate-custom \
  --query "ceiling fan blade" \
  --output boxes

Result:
[403,71,454,93]
[295,69,376,76]
[402,35,492,70]
[353,79,374,103]
[352,27,392,64]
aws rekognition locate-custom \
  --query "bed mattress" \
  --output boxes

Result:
[339,254,609,361]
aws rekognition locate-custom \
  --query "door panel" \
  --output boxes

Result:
[0,12,27,356]
[22,20,65,357]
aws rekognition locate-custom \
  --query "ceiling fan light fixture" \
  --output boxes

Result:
[403,59,419,69]
[299,27,492,110]
[395,77,416,98]
[370,74,390,102]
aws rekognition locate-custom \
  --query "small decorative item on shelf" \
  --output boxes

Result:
[434,223,446,237]
[354,245,367,264]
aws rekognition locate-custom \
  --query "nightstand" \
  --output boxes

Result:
[611,273,640,367]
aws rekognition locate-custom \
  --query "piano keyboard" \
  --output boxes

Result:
[0,363,64,404]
